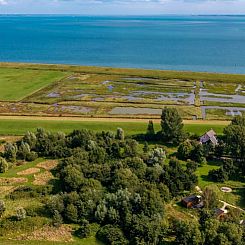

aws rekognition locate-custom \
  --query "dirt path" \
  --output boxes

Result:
[0,115,230,125]
[219,200,245,212]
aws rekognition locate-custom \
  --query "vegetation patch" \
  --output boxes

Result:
[17,168,40,176]
[0,68,70,101]
[0,185,15,196]
[36,160,58,171]
[0,177,28,185]
[18,225,73,242]
[33,172,54,186]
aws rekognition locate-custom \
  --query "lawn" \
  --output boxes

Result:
[0,158,44,178]
[0,68,69,101]
[0,118,227,136]
[195,162,245,209]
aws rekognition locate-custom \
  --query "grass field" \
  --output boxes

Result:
[0,118,227,136]
[0,68,69,101]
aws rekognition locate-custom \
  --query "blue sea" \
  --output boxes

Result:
[0,15,245,74]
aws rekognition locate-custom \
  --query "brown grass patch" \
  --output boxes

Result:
[36,160,58,171]
[17,168,40,176]
[33,171,54,186]
[0,186,16,195]
[0,136,22,142]
[19,225,73,242]
[0,177,28,185]
[165,204,193,221]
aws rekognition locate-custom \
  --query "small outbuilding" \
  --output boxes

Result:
[215,208,228,220]
[200,129,218,146]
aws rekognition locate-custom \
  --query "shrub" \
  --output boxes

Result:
[26,151,38,162]
[52,210,63,227]
[0,157,8,173]
[0,200,6,218]
[9,185,52,200]
[208,168,228,183]
[15,207,27,221]
[96,225,128,245]
[75,219,91,238]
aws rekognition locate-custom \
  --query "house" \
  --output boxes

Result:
[182,195,203,208]
[200,129,218,145]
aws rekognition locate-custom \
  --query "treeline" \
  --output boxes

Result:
[0,126,197,243]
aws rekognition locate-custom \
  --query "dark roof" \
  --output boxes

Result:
[182,195,198,203]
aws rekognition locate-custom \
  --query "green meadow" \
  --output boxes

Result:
[0,67,69,101]
[0,118,226,136]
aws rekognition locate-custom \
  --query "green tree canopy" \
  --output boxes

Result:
[160,107,184,144]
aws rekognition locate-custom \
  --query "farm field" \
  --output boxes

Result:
[0,63,244,120]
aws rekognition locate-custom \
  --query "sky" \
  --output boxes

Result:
[0,0,245,15]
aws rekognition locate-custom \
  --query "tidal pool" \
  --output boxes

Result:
[109,107,162,115]
[201,106,245,119]
[200,89,245,104]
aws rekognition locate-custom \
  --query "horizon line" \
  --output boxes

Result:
[0,13,245,17]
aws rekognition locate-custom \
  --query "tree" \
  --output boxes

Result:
[17,141,31,160]
[186,160,198,173]
[160,107,184,144]
[202,186,219,209]
[231,115,245,127]
[65,204,78,223]
[209,159,236,182]
[45,195,65,215]
[75,219,91,238]
[0,157,8,173]
[143,141,150,153]
[174,219,203,245]
[177,140,193,160]
[15,207,27,221]
[23,131,37,150]
[53,210,63,227]
[116,128,124,141]
[224,116,245,163]
[0,200,6,218]
[61,164,84,191]
[201,218,220,245]
[148,147,166,166]
[208,168,228,182]
[217,222,243,245]
[96,225,128,245]
[190,142,207,164]
[146,120,155,140]
[4,143,17,162]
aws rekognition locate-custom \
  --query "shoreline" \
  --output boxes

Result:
[1,62,245,82]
